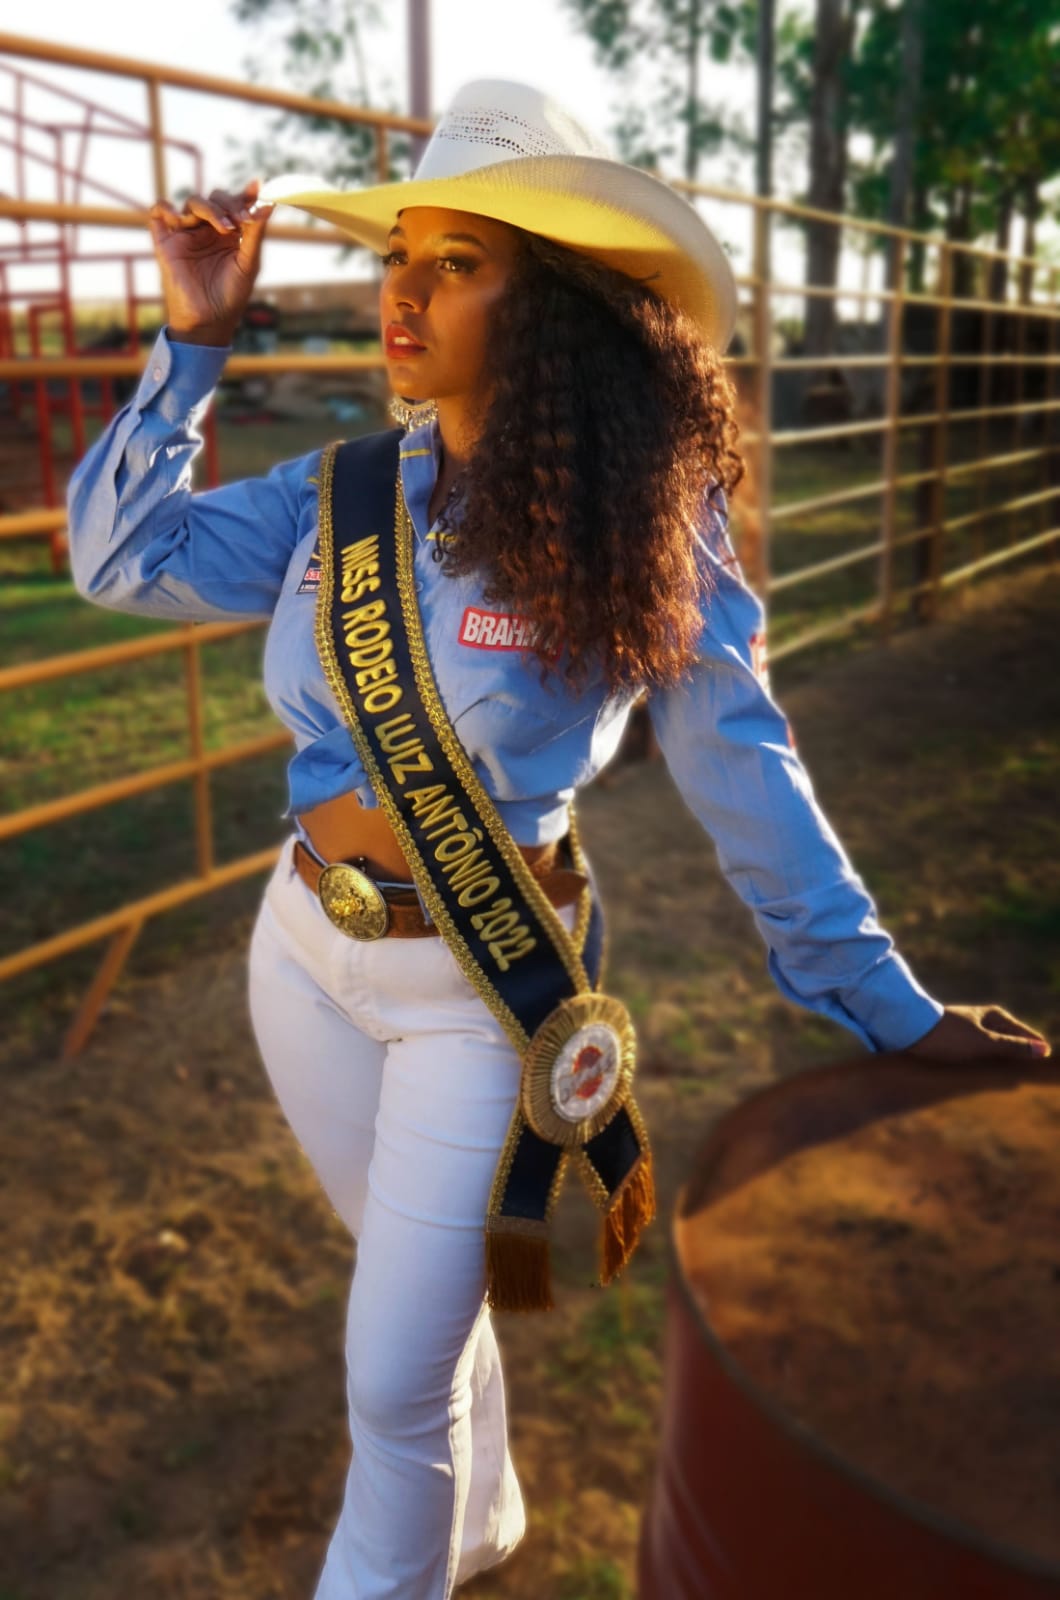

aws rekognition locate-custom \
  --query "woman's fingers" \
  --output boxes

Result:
[977,1005,1051,1056]
[979,1005,1046,1043]
[907,1004,1051,1063]
[149,184,272,235]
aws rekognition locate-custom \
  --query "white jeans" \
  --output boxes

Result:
[247,834,572,1597]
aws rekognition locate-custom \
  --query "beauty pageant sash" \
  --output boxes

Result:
[313,427,655,1312]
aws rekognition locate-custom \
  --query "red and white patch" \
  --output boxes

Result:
[296,546,322,594]
[749,630,771,690]
[551,1023,621,1124]
[459,606,538,651]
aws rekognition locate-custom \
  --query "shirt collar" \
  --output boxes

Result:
[398,415,464,546]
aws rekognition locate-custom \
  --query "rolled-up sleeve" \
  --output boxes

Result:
[66,324,319,621]
[646,487,945,1054]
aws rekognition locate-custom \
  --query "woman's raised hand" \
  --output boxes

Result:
[147,177,275,345]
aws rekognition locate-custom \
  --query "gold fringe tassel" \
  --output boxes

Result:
[599,1148,657,1286]
[485,1223,555,1313]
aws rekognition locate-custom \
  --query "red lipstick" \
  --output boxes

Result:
[385,323,427,358]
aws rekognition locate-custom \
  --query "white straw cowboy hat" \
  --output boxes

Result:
[257,78,738,354]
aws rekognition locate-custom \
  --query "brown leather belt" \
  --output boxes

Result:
[293,838,588,939]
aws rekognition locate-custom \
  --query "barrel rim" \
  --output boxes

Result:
[667,1051,1060,1584]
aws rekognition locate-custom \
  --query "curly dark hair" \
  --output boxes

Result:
[433,228,746,693]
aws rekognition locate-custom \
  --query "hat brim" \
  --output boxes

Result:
[257,155,738,354]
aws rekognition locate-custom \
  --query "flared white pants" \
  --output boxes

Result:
[247,833,569,1597]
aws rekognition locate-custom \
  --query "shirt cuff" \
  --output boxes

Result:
[132,324,232,425]
[836,949,946,1053]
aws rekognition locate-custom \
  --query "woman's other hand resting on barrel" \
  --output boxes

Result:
[906,1004,1051,1064]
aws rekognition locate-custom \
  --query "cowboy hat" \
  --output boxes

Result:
[257,78,738,354]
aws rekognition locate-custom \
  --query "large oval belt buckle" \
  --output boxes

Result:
[317,861,390,940]
[520,993,636,1149]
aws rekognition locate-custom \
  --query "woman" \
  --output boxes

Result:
[68,79,1050,1600]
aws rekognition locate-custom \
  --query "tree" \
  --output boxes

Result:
[560,0,753,182]
[215,0,409,266]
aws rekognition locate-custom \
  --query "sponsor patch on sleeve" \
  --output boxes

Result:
[296,544,322,594]
[749,630,771,692]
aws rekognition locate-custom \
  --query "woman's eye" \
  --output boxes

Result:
[378,250,475,274]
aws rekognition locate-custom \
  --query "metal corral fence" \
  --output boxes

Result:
[0,31,1057,1052]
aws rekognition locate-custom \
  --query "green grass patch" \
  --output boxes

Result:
[557,1556,632,1600]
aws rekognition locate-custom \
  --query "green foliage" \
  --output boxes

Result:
[560,0,752,178]
[563,0,1060,264]
[847,0,1060,248]
[213,0,410,264]
[557,1556,632,1600]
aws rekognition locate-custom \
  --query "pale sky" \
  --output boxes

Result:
[4,5,1051,311]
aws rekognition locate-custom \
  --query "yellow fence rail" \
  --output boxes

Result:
[1,30,1057,1051]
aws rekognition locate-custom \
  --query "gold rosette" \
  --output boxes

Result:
[520,993,636,1148]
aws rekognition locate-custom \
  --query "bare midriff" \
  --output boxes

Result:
[298,790,557,883]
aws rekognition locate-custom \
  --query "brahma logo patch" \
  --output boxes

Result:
[459,607,539,651]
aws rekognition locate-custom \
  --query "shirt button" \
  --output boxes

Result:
[152,366,162,380]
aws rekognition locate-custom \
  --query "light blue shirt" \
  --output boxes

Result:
[66,323,946,1055]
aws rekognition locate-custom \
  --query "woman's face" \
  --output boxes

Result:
[378,206,522,408]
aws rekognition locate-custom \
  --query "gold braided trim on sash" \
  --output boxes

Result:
[392,480,592,1001]
[314,441,652,1310]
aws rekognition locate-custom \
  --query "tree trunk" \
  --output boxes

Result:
[1019,172,1041,306]
[685,0,704,183]
[945,179,976,298]
[756,0,776,201]
[884,0,922,294]
[989,189,1014,306]
[908,180,930,294]
[989,189,1015,407]
[805,0,853,357]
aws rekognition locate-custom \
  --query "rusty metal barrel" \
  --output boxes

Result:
[638,1053,1060,1600]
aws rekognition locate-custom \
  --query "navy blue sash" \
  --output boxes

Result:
[314,428,655,1311]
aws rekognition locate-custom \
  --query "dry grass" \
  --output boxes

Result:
[0,561,1057,1599]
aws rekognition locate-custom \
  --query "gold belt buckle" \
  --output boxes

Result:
[317,861,390,940]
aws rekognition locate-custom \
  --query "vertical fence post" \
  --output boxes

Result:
[145,75,167,212]
[1010,253,1028,547]
[751,197,773,599]
[1045,268,1059,554]
[62,920,144,1060]
[184,629,214,877]
[922,241,953,622]
[975,252,993,564]
[878,234,907,643]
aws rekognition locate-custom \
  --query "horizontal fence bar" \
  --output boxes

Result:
[0,845,283,983]
[0,507,67,537]
[768,524,1058,660]
[0,729,291,843]
[769,353,1060,371]
[768,599,882,661]
[766,281,1059,319]
[0,31,433,135]
[0,618,262,693]
[772,470,937,522]
[668,172,1046,270]
[935,525,1060,585]
[764,399,1060,449]
[768,485,1060,595]
[0,347,387,381]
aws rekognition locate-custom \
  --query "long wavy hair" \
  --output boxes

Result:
[433,227,747,693]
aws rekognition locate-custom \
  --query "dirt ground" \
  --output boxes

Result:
[1,561,1057,1600]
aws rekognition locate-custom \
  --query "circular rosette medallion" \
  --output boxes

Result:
[521,993,636,1148]
[317,862,390,940]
